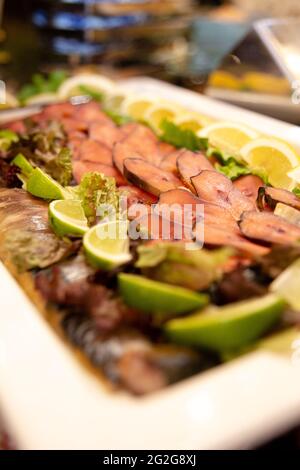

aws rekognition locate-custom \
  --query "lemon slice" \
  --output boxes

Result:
[241,138,300,189]
[58,74,116,100]
[274,203,300,226]
[198,121,259,159]
[270,259,300,311]
[287,165,300,185]
[49,199,89,237]
[84,220,132,270]
[144,102,182,134]
[120,94,157,121]
[103,91,126,112]
[25,92,60,105]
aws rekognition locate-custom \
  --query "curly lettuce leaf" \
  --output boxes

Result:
[160,119,208,152]
[211,148,269,183]
[45,148,72,186]
[73,172,119,225]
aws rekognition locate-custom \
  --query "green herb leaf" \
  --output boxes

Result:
[74,172,119,225]
[0,129,19,151]
[293,187,300,198]
[212,150,269,184]
[215,158,250,180]
[160,119,208,152]
[79,85,103,102]
[45,148,72,187]
[18,71,68,103]
[105,108,133,126]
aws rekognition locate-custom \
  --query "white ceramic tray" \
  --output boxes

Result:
[1,78,300,450]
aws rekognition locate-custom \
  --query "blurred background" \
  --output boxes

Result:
[0,0,299,122]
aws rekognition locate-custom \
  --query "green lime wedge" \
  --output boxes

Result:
[270,258,300,311]
[118,273,208,315]
[165,293,285,352]
[26,167,70,200]
[12,153,34,177]
[84,220,132,270]
[49,199,88,237]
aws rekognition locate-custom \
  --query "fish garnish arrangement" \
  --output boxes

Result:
[1,73,300,395]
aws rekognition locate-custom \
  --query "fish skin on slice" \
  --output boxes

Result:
[239,210,300,245]
[113,141,145,174]
[233,175,264,205]
[123,158,182,196]
[177,150,214,191]
[78,139,113,166]
[192,170,256,220]
[259,186,300,212]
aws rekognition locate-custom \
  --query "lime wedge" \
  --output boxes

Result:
[118,273,208,315]
[26,167,70,200]
[270,259,300,311]
[165,294,285,352]
[12,153,34,177]
[49,199,88,237]
[84,220,132,270]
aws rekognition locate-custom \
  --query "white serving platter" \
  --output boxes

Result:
[1,78,300,450]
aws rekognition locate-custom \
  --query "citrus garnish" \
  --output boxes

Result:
[165,294,284,352]
[118,273,208,315]
[144,102,182,134]
[26,168,71,200]
[241,138,300,189]
[120,94,157,121]
[270,259,300,311]
[57,74,116,100]
[49,199,89,237]
[198,121,259,159]
[84,220,132,270]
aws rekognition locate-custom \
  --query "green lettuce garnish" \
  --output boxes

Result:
[293,187,300,198]
[104,108,133,126]
[210,148,269,183]
[45,148,72,187]
[136,243,231,291]
[160,119,208,152]
[13,121,73,186]
[73,172,119,225]
[0,130,19,151]
[79,85,103,102]
[18,70,67,103]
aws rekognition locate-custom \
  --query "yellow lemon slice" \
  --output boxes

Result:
[198,121,259,159]
[57,74,116,99]
[144,102,182,134]
[174,112,214,133]
[241,138,300,189]
[120,94,158,120]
